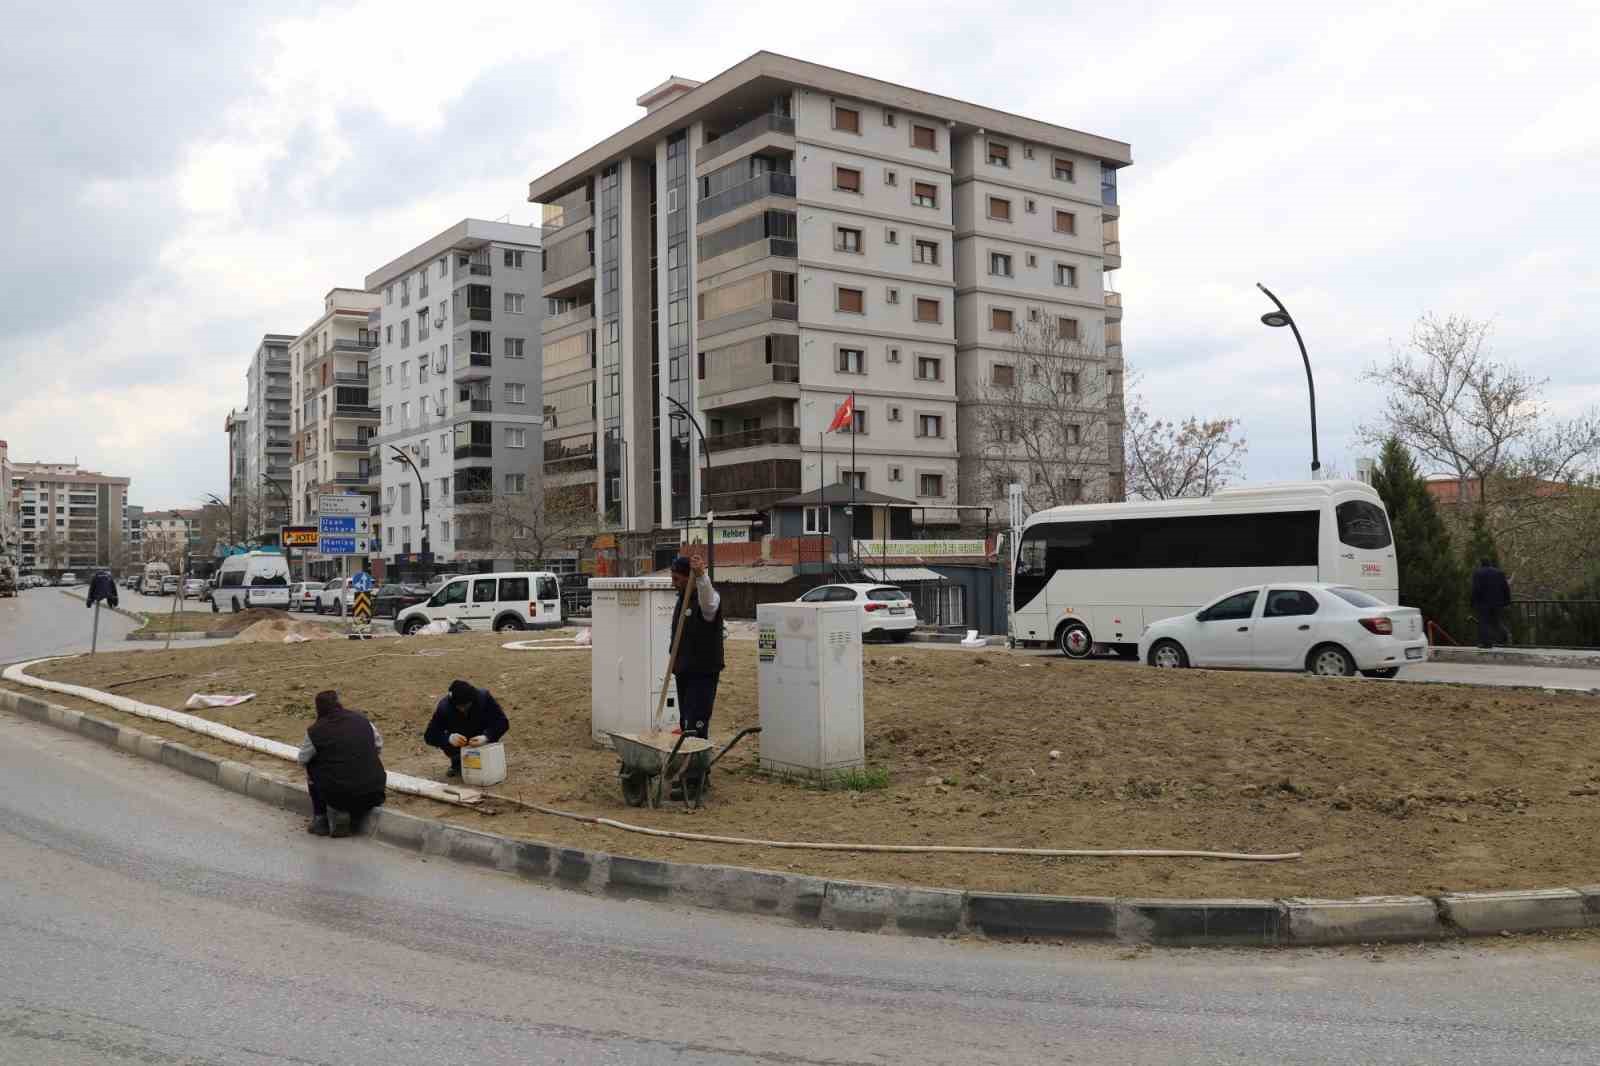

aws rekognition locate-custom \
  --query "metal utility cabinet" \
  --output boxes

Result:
[589,577,680,745]
[756,602,864,776]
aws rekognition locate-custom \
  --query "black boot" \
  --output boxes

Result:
[327,807,352,838]
[445,765,460,778]
[307,815,330,836]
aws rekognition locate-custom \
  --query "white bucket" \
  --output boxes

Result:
[461,742,506,787]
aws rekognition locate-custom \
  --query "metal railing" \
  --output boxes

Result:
[332,438,369,452]
[697,172,796,225]
[334,337,376,352]
[1501,600,1600,649]
[697,113,796,168]
[334,372,366,384]
[469,263,492,276]
[469,399,493,413]
[454,445,493,460]
[706,426,801,453]
[334,404,380,418]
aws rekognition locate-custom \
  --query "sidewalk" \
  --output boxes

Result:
[1430,645,1600,671]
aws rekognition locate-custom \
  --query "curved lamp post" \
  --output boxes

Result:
[1256,282,1321,477]
[388,445,431,583]
[663,394,714,580]
[261,475,295,580]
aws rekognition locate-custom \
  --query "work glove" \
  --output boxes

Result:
[469,735,488,746]
[448,733,467,748]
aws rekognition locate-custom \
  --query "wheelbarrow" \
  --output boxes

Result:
[607,726,762,809]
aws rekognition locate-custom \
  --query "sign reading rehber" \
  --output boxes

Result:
[280,525,319,548]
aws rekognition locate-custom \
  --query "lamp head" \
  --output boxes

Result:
[1260,311,1292,328]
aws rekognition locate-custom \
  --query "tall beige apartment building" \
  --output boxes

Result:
[9,460,131,574]
[526,51,1129,534]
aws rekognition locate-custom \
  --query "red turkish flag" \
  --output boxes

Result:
[826,394,855,433]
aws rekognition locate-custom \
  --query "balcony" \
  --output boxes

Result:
[1105,290,1123,321]
[334,372,367,385]
[454,352,493,381]
[542,239,596,295]
[469,262,492,277]
[468,399,493,413]
[334,337,377,352]
[265,409,290,423]
[265,385,291,399]
[333,438,370,453]
[1102,239,1121,269]
[698,299,797,341]
[265,438,292,451]
[544,454,595,476]
[327,472,372,486]
[706,426,800,454]
[454,445,494,461]
[697,172,796,225]
[543,301,594,335]
[265,466,292,479]
[704,457,801,512]
[334,403,381,421]
[453,490,493,508]
[541,199,593,233]
[265,357,291,371]
[697,235,797,279]
[697,113,796,169]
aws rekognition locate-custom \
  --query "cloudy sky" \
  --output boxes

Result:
[3,0,1596,507]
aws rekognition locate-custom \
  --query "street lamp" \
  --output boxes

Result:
[261,475,295,580]
[1255,282,1321,477]
[388,445,431,583]
[663,394,714,580]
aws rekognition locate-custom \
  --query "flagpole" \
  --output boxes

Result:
[849,390,856,565]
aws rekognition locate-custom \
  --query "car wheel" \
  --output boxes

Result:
[1309,644,1357,677]
[1361,667,1400,679]
[1148,639,1189,669]
[403,618,427,636]
[493,615,525,633]
[891,630,911,643]
[1057,620,1094,659]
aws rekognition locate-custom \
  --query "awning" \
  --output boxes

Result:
[863,567,947,583]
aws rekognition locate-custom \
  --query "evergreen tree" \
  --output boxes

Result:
[1371,437,1468,640]
[1465,507,1500,569]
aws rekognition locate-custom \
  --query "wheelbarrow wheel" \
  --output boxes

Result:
[621,772,650,808]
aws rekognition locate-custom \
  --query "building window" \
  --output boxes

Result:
[843,469,867,490]
[911,124,937,151]
[834,166,862,193]
[401,360,410,384]
[1064,424,1082,445]
[832,104,861,134]
[385,286,393,305]
[836,287,865,314]
[385,325,392,343]
[913,238,939,265]
[837,347,865,374]
[803,505,830,534]
[1026,252,1038,268]
[400,321,410,347]
[885,227,899,245]
[441,519,450,540]
[888,405,903,422]
[418,358,429,383]
[886,346,901,363]
[400,401,410,425]
[1055,263,1078,287]
[884,168,897,186]
[1057,316,1080,341]
[385,366,393,384]
[915,355,942,381]
[1054,157,1075,182]
[506,428,526,448]
[1025,198,1037,214]
[385,406,393,425]
[1063,370,1081,395]
[912,181,938,208]
[850,409,868,435]
[991,307,1015,332]
[991,363,1015,387]
[504,249,525,269]
[987,141,1010,167]
[919,473,944,497]
[505,473,526,493]
[988,196,1012,222]
[1028,307,1040,322]
[505,292,526,313]
[917,413,944,438]
[914,297,941,323]
[989,251,1013,277]
[1054,209,1077,235]
[835,226,863,253]
[889,465,903,482]
[505,382,526,404]
[438,257,448,277]
[505,337,525,358]
[886,287,899,304]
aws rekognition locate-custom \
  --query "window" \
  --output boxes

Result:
[385,325,392,343]
[888,405,902,422]
[400,484,412,513]
[401,360,410,384]
[1064,424,1082,444]
[803,506,830,534]
[385,405,393,424]
[850,409,868,434]
[884,168,898,186]
[989,252,1013,277]
[505,292,526,314]
[913,238,939,265]
[400,321,409,347]
[990,307,1014,332]
[919,473,944,497]
[418,359,429,383]
[1265,589,1320,618]
[884,110,897,127]
[914,297,941,323]
[912,181,938,208]
[504,249,525,269]
[505,382,527,404]
[385,366,393,384]
[836,287,865,314]
[1026,253,1037,267]
[385,285,393,305]
[886,346,901,363]
[506,427,526,448]
[987,141,1010,167]
[1055,263,1078,287]
[911,124,937,151]
[441,519,450,540]
[433,581,468,607]
[833,105,861,133]
[1057,316,1080,341]
[505,473,526,493]
[988,196,1012,222]
[991,363,1014,387]
[916,356,942,381]
[917,413,944,437]
[886,287,899,305]
[1054,209,1077,235]
[843,469,866,491]
[1025,198,1036,214]
[1062,478,1084,503]
[889,465,903,481]
[837,347,865,373]
[834,166,862,193]
[885,227,898,245]
[1203,590,1260,622]
[1336,501,1393,549]
[497,576,530,603]
[438,257,447,278]
[1028,307,1040,322]
[1330,587,1385,608]
[400,401,410,425]
[505,337,525,358]
[1053,156,1075,182]
[835,226,863,253]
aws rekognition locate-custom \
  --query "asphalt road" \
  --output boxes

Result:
[0,587,142,661]
[3,712,1600,1064]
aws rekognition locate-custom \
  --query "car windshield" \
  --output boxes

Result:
[1329,587,1384,608]
[866,588,909,601]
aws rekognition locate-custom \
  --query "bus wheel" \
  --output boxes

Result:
[1057,621,1093,659]
[1148,639,1189,669]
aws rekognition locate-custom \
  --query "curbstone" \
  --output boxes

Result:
[76,715,121,748]
[685,863,794,917]
[159,741,220,785]
[47,705,84,732]
[116,726,142,754]
[554,847,597,888]
[368,807,429,851]
[510,841,554,880]
[136,733,165,762]
[607,856,674,901]
[1437,888,1589,935]
[1119,898,1285,946]
[217,760,253,797]
[439,826,502,869]
[820,880,964,936]
[967,892,1118,940]
[1283,896,1445,945]
[248,770,287,808]
[1574,885,1600,927]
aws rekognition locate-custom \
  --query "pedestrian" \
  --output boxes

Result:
[86,569,118,610]
[297,690,387,837]
[668,553,724,740]
[423,679,510,778]
[1469,556,1513,649]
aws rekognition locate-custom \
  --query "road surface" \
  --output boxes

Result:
[0,587,142,661]
[2,710,1598,1064]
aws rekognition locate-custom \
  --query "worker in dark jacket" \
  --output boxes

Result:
[668,554,724,739]
[1470,558,1513,649]
[86,570,118,610]
[423,679,510,778]
[297,690,387,837]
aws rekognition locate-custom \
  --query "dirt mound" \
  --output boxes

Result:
[206,608,297,636]
[233,616,339,643]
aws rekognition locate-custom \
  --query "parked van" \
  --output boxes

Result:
[395,571,561,635]
[210,551,291,612]
[142,561,170,595]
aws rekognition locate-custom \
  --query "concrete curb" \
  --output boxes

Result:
[6,685,1599,948]
[1431,646,1600,671]
[124,631,215,642]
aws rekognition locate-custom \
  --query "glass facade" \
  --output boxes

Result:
[598,164,622,523]
[665,131,692,522]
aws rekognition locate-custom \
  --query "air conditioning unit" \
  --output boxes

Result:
[434,316,444,329]
[435,403,446,418]
[410,444,420,455]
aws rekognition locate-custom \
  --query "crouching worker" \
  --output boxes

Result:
[424,679,510,779]
[298,690,387,837]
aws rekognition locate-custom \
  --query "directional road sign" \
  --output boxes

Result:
[317,494,372,554]
[318,536,370,556]
[319,494,371,516]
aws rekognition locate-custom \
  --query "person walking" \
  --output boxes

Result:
[668,554,724,740]
[1470,557,1513,649]
[297,690,387,837]
[423,679,510,778]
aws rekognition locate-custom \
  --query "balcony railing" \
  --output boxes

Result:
[334,404,381,419]
[334,372,366,384]
[265,438,291,450]
[1105,291,1122,309]
[469,263,492,276]
[706,426,801,453]
[453,490,494,508]
[334,337,377,352]
[467,307,492,321]
[265,358,291,371]
[454,445,493,460]
[328,472,369,485]
[469,399,493,413]
[333,438,370,453]
[544,455,596,476]
[542,199,593,233]
[265,410,290,422]
[543,302,594,333]
[698,172,796,225]
[697,113,796,168]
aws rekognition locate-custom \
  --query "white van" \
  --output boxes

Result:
[210,551,292,612]
[395,571,561,635]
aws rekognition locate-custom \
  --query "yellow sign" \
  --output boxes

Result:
[353,591,373,623]
[280,525,320,548]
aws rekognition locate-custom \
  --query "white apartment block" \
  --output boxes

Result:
[246,334,295,534]
[525,51,1130,531]
[0,440,15,573]
[364,220,543,577]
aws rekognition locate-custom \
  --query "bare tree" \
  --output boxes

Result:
[468,485,596,568]
[1123,375,1248,500]
[967,319,1122,515]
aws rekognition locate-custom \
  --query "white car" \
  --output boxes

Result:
[796,583,918,641]
[1138,583,1427,678]
[315,577,356,616]
[395,571,562,634]
[289,581,325,612]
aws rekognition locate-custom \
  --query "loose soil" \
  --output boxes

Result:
[11,637,1600,899]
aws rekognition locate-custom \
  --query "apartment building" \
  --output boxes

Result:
[0,440,15,573]
[289,288,383,577]
[364,220,544,574]
[526,51,1130,533]
[10,461,132,575]
[225,406,248,525]
[246,334,295,537]
[123,504,144,560]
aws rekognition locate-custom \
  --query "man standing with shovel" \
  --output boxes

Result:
[668,553,724,742]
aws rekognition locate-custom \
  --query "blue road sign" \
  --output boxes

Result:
[351,571,374,592]
[320,516,357,534]
[320,536,362,555]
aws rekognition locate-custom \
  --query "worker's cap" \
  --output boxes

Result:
[448,679,476,707]
[670,556,692,575]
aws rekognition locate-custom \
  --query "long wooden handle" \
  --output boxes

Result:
[652,584,696,733]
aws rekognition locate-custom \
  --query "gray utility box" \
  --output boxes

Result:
[756,602,865,777]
